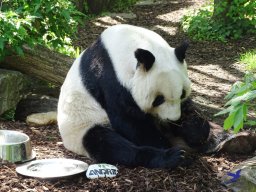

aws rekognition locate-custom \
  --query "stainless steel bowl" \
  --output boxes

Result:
[0,130,34,163]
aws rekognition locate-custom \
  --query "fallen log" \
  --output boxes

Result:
[0,45,75,86]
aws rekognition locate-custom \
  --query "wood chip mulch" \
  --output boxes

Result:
[0,121,251,192]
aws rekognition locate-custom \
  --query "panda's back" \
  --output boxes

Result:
[58,52,109,155]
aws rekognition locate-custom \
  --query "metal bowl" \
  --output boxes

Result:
[0,130,34,163]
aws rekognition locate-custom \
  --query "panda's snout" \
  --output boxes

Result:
[166,107,181,121]
[155,101,181,122]
[167,114,181,121]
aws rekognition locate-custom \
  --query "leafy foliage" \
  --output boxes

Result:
[215,73,256,133]
[0,0,84,59]
[0,108,15,121]
[182,0,256,42]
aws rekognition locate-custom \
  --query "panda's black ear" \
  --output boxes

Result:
[135,49,155,71]
[174,41,189,63]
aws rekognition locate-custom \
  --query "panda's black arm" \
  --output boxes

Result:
[105,108,171,149]
[82,125,185,168]
[93,84,169,149]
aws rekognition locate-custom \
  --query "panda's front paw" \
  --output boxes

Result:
[161,147,187,169]
[149,147,187,169]
[136,146,190,169]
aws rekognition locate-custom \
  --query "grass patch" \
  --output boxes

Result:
[240,49,256,71]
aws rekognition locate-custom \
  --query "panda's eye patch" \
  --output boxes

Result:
[180,89,186,100]
[152,95,165,107]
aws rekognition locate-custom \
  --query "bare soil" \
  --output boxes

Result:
[1,0,256,191]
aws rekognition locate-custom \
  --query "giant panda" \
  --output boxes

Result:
[58,24,210,169]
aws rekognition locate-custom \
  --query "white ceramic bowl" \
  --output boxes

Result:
[0,130,34,163]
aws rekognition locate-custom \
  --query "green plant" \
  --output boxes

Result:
[0,108,16,121]
[182,0,256,42]
[240,49,256,71]
[215,73,256,133]
[0,0,84,59]
[182,6,225,41]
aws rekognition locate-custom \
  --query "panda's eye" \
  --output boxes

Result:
[152,95,165,107]
[180,89,186,100]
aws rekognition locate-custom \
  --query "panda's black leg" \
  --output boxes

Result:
[83,125,185,168]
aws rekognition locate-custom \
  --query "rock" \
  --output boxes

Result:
[135,0,158,6]
[135,0,168,6]
[0,69,27,115]
[15,94,58,121]
[222,156,256,191]
[86,164,118,179]
[107,12,137,20]
[26,111,57,126]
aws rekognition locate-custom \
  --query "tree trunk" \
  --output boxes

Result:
[73,0,86,13]
[87,0,111,14]
[212,0,232,22]
[0,45,74,86]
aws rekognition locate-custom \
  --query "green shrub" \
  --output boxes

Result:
[0,108,15,121]
[0,0,84,59]
[182,0,256,42]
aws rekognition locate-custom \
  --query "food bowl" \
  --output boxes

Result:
[0,130,35,163]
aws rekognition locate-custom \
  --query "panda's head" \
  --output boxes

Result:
[131,42,191,122]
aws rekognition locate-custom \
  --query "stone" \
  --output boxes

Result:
[135,0,166,6]
[15,94,58,121]
[222,156,256,191]
[86,164,118,179]
[0,69,26,115]
[107,12,137,20]
[135,0,157,6]
[26,111,57,126]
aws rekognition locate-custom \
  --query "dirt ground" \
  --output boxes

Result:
[1,0,256,191]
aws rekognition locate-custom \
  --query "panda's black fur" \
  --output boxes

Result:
[58,25,210,169]
[80,37,182,168]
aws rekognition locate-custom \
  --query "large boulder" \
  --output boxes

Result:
[0,69,26,115]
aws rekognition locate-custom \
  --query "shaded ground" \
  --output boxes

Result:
[1,0,256,191]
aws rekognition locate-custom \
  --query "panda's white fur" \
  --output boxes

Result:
[58,54,109,155]
[58,24,192,168]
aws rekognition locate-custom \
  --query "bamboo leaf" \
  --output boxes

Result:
[225,90,256,106]
[214,105,234,116]
[233,106,244,133]
[223,112,236,130]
